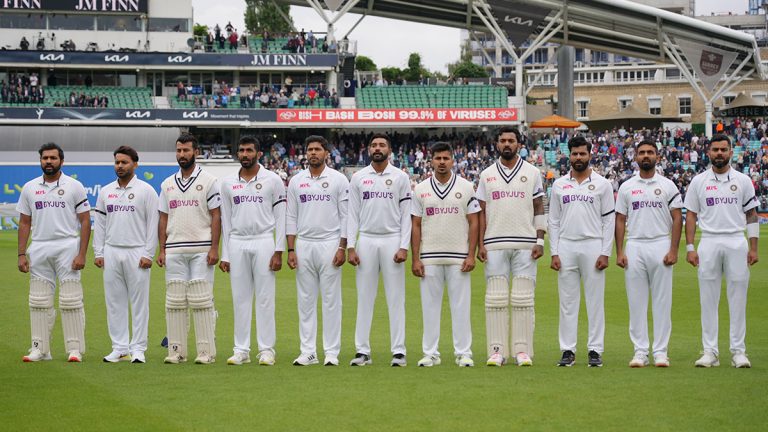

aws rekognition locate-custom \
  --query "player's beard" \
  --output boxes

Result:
[177,155,195,170]
[571,159,588,172]
[41,162,60,176]
[371,151,388,163]
[712,157,728,169]
[116,168,133,180]
[500,148,517,161]
[639,159,655,171]
[239,157,255,169]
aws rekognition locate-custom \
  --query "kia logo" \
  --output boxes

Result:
[182,111,209,119]
[105,55,129,63]
[40,53,64,62]
[167,55,193,63]
[279,111,297,120]
[125,111,151,118]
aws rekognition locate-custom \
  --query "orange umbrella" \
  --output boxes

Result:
[530,114,583,129]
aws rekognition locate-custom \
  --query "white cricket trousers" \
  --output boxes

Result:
[228,234,276,355]
[29,237,80,283]
[296,238,342,357]
[624,238,672,356]
[697,234,750,355]
[421,264,471,357]
[103,245,150,354]
[557,238,605,353]
[354,233,406,356]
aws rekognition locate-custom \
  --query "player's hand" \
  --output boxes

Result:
[747,249,759,266]
[550,255,561,271]
[477,245,487,263]
[595,255,609,271]
[393,248,407,263]
[287,250,298,269]
[461,256,476,273]
[72,253,86,271]
[616,253,628,269]
[219,261,230,273]
[662,250,678,266]
[18,255,29,273]
[412,259,425,277]
[269,252,282,272]
[139,257,152,269]
[686,251,699,267]
[531,245,544,260]
[94,257,104,269]
[332,248,346,267]
[348,248,360,266]
[206,247,219,266]
[156,250,166,267]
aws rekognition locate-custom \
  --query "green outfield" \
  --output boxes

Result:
[0,229,766,431]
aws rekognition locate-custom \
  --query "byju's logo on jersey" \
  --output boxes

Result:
[35,201,65,209]
[299,194,331,203]
[706,197,738,206]
[491,191,526,200]
[106,204,136,213]
[169,199,200,209]
[233,195,263,205]
[562,194,594,204]
[632,201,662,210]
[425,206,459,216]
[362,191,394,200]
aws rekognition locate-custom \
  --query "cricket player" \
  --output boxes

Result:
[476,126,546,367]
[549,136,615,367]
[615,139,682,368]
[412,141,479,368]
[17,143,90,362]
[157,133,222,364]
[286,135,349,367]
[684,134,759,368]
[219,136,285,366]
[93,146,159,364]
[347,133,412,367]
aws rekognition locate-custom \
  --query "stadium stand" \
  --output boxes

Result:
[356,85,508,109]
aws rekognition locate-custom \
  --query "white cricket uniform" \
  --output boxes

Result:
[412,173,479,358]
[348,163,412,356]
[616,173,682,357]
[286,166,349,358]
[93,176,159,356]
[684,167,758,355]
[220,165,286,355]
[549,171,615,353]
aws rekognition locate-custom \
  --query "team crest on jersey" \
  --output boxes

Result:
[57,189,65,196]
[588,184,596,191]
[128,193,135,200]
[255,183,263,190]
[730,184,738,191]
[455,192,462,199]
[520,176,528,183]
[196,185,203,191]
[322,182,329,189]
[654,189,662,196]
[385,179,393,186]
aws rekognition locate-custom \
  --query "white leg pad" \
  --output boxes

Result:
[188,279,217,359]
[485,276,509,358]
[59,279,85,353]
[510,276,535,358]
[29,278,54,354]
[165,280,188,359]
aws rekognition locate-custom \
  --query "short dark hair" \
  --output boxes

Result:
[368,133,390,147]
[496,126,521,142]
[114,145,139,162]
[238,135,260,151]
[430,141,453,155]
[176,132,198,149]
[710,134,732,148]
[567,135,592,153]
[635,139,657,154]
[305,135,329,151]
[38,142,63,159]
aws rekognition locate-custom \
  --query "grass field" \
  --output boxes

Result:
[0,229,766,431]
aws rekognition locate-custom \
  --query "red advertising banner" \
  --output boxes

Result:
[275,108,518,123]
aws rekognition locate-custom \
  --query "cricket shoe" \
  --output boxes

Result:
[227,352,251,366]
[653,353,669,368]
[22,348,51,362]
[732,352,751,368]
[629,353,649,368]
[417,355,441,367]
[557,350,575,367]
[258,350,275,366]
[67,351,82,362]
[293,353,319,366]
[164,353,186,364]
[486,353,505,367]
[103,351,131,363]
[131,352,146,364]
[324,356,339,366]
[694,351,719,368]
[391,353,407,367]
[455,355,474,367]
[349,353,371,366]
[515,352,533,367]
[587,350,603,367]
[194,352,215,364]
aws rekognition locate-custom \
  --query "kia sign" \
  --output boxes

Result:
[488,0,552,47]
[0,0,148,13]
[275,108,519,124]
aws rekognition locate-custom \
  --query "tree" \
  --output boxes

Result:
[193,23,209,38]
[380,67,402,83]
[446,38,489,79]
[244,0,293,35]
[355,55,377,72]
[403,52,428,82]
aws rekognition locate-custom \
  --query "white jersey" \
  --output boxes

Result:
[16,173,91,242]
[93,175,159,259]
[684,167,758,236]
[347,163,412,250]
[548,170,615,256]
[220,165,287,261]
[412,173,480,265]
[616,173,682,240]
[286,165,349,241]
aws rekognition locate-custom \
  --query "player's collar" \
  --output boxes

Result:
[430,173,456,200]
[175,165,201,181]
[116,175,138,189]
[367,162,394,176]
[38,173,66,187]
[305,166,328,179]
[496,157,522,184]
[709,167,732,182]
[238,164,264,183]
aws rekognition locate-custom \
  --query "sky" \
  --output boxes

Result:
[191,0,752,73]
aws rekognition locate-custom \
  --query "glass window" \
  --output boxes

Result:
[723,95,736,106]
[679,97,691,115]
[0,13,46,29]
[92,72,116,86]
[48,14,96,31]
[165,73,189,87]
[665,68,680,79]
[148,18,189,32]
[577,101,588,118]
[239,72,260,86]
[648,98,662,115]
[98,15,142,32]
[619,98,632,110]
[118,73,136,87]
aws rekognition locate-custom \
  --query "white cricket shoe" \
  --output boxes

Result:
[629,353,649,368]
[131,352,146,364]
[293,353,319,366]
[258,350,275,366]
[694,351,719,368]
[227,352,251,366]
[22,348,51,362]
[103,351,131,363]
[164,353,186,364]
[324,356,339,366]
[515,352,533,367]
[417,355,441,367]
[653,353,669,368]
[67,351,82,362]
[390,353,407,367]
[486,352,505,367]
[349,353,371,366]
[732,352,751,368]
[194,353,215,364]
[456,355,475,367]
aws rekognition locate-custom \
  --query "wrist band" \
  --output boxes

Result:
[746,222,759,239]
[18,253,26,256]
[287,248,295,252]
[686,244,695,252]
[536,238,545,246]
[338,246,345,251]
